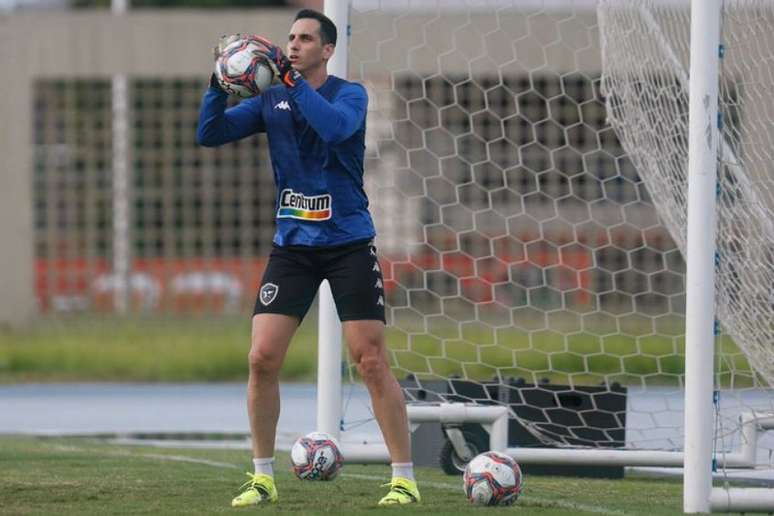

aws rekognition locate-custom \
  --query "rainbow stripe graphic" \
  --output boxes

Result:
[277,189,332,221]
[278,207,331,220]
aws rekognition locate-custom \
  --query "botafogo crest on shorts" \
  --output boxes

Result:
[259,283,279,306]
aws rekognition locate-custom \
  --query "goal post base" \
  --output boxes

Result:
[710,488,774,513]
[340,402,507,463]
[339,409,774,470]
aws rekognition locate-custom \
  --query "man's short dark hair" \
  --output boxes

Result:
[294,9,337,46]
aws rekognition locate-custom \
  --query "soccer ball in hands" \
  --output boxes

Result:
[463,451,523,506]
[214,36,276,98]
[290,432,344,480]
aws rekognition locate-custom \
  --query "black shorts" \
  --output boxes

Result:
[253,239,385,323]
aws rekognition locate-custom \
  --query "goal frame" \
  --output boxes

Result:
[316,1,774,512]
[683,0,719,511]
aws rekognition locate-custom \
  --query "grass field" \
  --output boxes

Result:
[0,314,751,385]
[0,435,685,515]
[0,316,305,383]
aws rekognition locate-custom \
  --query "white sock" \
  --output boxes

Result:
[391,462,415,482]
[253,457,274,477]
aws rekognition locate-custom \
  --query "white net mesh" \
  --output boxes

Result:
[347,0,774,456]
[600,0,774,389]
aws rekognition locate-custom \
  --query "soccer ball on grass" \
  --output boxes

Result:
[290,431,344,480]
[214,35,276,98]
[463,451,523,506]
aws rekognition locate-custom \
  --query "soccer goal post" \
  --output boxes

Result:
[318,1,774,511]
[683,0,720,511]
[602,0,774,511]
[316,1,349,443]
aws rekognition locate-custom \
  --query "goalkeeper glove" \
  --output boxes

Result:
[251,36,302,88]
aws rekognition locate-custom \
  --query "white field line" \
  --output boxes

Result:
[49,443,240,470]
[47,443,628,516]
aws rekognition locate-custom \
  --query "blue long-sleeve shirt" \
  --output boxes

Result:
[197,76,376,247]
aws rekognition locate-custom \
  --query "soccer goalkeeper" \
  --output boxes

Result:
[197,8,420,508]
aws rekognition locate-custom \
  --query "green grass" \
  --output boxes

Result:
[0,314,752,385]
[0,315,316,383]
[0,435,685,515]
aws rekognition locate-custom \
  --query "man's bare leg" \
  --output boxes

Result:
[343,320,411,463]
[344,320,419,504]
[248,313,299,458]
[231,313,299,508]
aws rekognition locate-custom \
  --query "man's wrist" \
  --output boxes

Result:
[281,69,302,88]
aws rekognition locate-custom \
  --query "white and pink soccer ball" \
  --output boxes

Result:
[463,451,523,506]
[214,36,276,98]
[290,432,344,481]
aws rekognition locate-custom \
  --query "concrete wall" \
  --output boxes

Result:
[0,9,296,326]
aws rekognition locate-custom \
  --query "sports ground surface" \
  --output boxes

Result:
[0,435,684,515]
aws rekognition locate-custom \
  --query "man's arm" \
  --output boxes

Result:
[288,81,368,145]
[196,83,266,147]
[250,37,367,144]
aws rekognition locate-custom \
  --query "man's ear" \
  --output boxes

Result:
[322,43,335,61]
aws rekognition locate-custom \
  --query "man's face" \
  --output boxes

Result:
[286,18,334,73]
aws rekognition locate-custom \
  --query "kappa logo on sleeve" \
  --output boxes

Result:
[274,101,291,111]
[277,189,332,221]
[260,283,279,306]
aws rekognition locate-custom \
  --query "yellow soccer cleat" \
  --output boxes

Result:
[231,472,278,507]
[377,477,421,506]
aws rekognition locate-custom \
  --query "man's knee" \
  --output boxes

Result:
[248,314,297,376]
[248,346,282,376]
[346,321,390,383]
[356,351,389,382]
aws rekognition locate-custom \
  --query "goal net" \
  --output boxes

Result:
[345,0,774,462]
[600,0,774,388]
